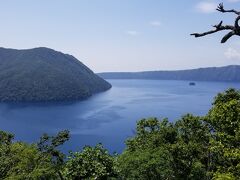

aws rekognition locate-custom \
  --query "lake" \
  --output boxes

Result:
[0,79,240,153]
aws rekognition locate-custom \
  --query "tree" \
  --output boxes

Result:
[0,131,15,178]
[63,144,117,179]
[191,3,240,43]
[2,143,56,179]
[172,114,211,180]
[37,130,70,180]
[117,118,176,179]
[0,131,57,179]
[117,116,211,180]
[206,88,240,179]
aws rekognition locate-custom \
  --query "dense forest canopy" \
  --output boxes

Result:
[0,47,111,102]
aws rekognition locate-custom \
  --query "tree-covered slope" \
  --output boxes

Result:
[98,65,240,82]
[0,47,111,102]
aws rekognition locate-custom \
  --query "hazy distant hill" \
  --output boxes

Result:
[98,65,240,82]
[0,47,111,102]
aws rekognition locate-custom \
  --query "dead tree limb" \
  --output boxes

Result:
[216,3,240,15]
[191,3,240,43]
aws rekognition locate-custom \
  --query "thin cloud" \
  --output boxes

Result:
[126,30,139,36]
[196,2,218,13]
[150,21,161,27]
[224,48,240,59]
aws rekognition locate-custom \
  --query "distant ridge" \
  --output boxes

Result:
[98,65,240,82]
[0,47,111,102]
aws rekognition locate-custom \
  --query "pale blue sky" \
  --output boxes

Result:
[0,0,240,72]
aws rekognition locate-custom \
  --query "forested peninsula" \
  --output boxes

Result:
[0,47,111,102]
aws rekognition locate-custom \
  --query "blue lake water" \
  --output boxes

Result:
[0,79,240,153]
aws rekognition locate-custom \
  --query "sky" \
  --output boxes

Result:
[0,0,240,72]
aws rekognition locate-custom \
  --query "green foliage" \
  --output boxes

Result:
[2,143,56,180]
[117,118,176,179]
[0,131,56,179]
[37,130,70,179]
[37,130,70,165]
[117,147,173,179]
[117,115,210,180]
[0,131,15,178]
[64,144,117,179]
[0,130,14,145]
[212,172,236,180]
[171,114,210,180]
[125,118,177,151]
[0,130,70,180]
[206,88,240,178]
[117,89,240,179]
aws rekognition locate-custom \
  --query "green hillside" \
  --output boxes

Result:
[0,47,111,102]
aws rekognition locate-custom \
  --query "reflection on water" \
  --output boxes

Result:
[0,80,239,153]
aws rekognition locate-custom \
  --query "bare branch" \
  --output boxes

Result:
[191,3,240,43]
[190,21,234,39]
[191,31,218,38]
[213,21,223,29]
[235,16,240,28]
[216,3,240,15]
[221,31,235,43]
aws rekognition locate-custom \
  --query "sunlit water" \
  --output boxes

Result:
[0,80,240,153]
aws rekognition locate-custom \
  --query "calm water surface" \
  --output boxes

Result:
[0,80,240,152]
